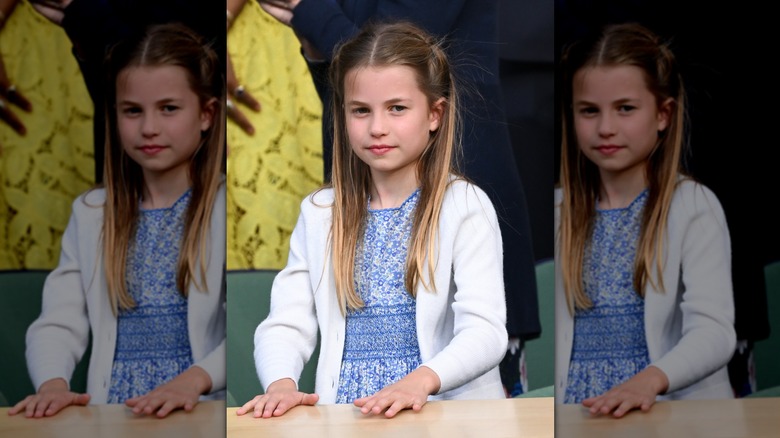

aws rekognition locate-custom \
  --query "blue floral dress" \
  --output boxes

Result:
[564,190,651,403]
[107,191,193,403]
[335,190,423,403]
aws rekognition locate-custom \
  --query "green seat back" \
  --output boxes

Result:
[755,261,780,391]
[524,259,555,391]
[0,271,89,406]
[226,270,320,407]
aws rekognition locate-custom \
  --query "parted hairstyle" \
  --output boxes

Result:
[558,23,687,313]
[328,21,462,313]
[101,23,225,313]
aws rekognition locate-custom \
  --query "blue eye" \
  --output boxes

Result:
[122,107,141,116]
[578,107,598,116]
[389,105,406,112]
[162,105,179,113]
[351,107,369,115]
[618,105,636,113]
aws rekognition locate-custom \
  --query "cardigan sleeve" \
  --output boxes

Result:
[422,183,508,393]
[191,268,227,394]
[25,196,93,392]
[291,0,469,61]
[651,183,736,393]
[253,198,321,391]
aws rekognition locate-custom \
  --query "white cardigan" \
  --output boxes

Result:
[554,179,736,402]
[254,180,508,403]
[26,184,227,403]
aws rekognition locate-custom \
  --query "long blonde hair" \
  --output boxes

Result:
[101,23,225,313]
[558,23,687,313]
[328,21,462,313]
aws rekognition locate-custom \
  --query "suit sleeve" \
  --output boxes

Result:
[26,200,92,392]
[291,0,468,60]
[253,201,320,391]
[651,185,737,393]
[422,185,508,393]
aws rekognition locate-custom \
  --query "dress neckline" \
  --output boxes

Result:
[595,189,648,213]
[367,188,420,213]
[139,188,192,213]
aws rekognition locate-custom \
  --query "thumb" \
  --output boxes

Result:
[301,393,319,406]
[73,393,91,406]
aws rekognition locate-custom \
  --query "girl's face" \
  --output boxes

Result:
[344,65,442,185]
[116,65,215,182]
[572,65,671,183]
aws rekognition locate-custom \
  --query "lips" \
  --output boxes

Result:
[367,144,395,155]
[137,145,166,155]
[594,145,624,155]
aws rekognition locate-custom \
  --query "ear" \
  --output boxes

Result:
[429,97,445,132]
[657,97,674,132]
[200,97,218,132]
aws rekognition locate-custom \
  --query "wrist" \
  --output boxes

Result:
[38,378,69,394]
[267,378,298,393]
[645,366,670,395]
[416,366,442,395]
[187,366,213,395]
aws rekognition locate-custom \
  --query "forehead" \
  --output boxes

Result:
[116,65,193,95]
[572,65,653,102]
[344,65,423,99]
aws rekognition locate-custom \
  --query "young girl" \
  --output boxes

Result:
[555,23,736,417]
[236,21,508,419]
[8,23,226,418]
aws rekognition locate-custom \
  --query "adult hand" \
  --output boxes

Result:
[582,366,669,418]
[257,1,295,26]
[28,0,72,25]
[235,378,319,418]
[353,366,440,418]
[124,365,212,418]
[226,52,260,136]
[0,54,31,138]
[7,378,91,418]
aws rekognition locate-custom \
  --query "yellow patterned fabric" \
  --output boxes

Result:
[227,3,323,270]
[0,3,94,270]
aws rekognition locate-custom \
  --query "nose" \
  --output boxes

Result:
[369,113,388,137]
[597,113,616,138]
[141,113,160,138]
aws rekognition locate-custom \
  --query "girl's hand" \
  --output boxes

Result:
[353,366,441,418]
[235,378,319,418]
[582,366,669,418]
[7,378,90,418]
[125,366,212,418]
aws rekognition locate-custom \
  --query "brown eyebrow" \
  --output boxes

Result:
[347,97,410,106]
[574,97,639,107]
[117,97,182,106]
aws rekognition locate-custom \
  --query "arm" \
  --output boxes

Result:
[9,198,93,417]
[239,198,321,417]
[423,183,508,392]
[651,183,736,392]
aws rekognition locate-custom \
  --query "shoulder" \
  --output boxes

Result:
[71,187,106,217]
[300,186,334,218]
[443,178,495,214]
[670,177,727,222]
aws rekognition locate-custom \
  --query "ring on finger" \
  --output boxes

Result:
[6,84,16,96]
[233,85,245,98]
[0,99,6,109]
[226,98,235,110]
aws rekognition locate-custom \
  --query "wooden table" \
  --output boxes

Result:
[557,397,780,438]
[227,397,553,438]
[0,400,225,438]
